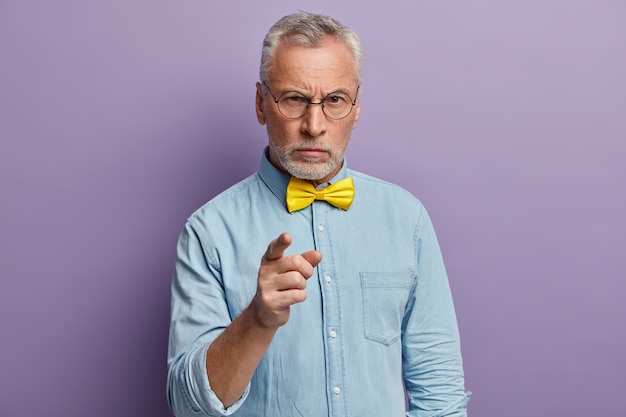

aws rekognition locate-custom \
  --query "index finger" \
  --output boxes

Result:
[262,232,292,262]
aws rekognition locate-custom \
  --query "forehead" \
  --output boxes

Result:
[269,36,357,90]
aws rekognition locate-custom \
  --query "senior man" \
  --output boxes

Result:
[167,11,470,417]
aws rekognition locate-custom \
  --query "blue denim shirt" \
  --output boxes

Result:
[167,151,470,417]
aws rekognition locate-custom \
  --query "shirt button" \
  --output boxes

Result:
[329,330,337,338]
[318,225,324,232]
[324,275,331,283]
[333,386,341,394]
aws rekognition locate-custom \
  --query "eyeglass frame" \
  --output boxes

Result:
[261,81,360,120]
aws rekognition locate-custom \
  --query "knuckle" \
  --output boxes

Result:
[290,289,307,304]
[285,271,306,289]
[288,255,308,271]
[260,292,279,309]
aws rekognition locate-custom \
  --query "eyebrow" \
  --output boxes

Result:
[281,87,354,98]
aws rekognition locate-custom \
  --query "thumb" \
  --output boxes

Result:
[301,250,322,268]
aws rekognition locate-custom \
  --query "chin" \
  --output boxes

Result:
[288,161,337,181]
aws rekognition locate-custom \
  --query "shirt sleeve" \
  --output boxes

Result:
[166,220,250,417]
[403,205,471,417]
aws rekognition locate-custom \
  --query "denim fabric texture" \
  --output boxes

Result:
[167,150,470,417]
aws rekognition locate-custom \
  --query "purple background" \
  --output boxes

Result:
[1,1,625,416]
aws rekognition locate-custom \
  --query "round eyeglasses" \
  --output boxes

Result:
[262,82,359,120]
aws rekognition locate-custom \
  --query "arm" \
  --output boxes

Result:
[403,206,471,417]
[205,232,322,407]
[167,226,321,416]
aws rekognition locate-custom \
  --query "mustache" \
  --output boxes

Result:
[285,141,331,152]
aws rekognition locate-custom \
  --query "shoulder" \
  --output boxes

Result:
[188,173,262,224]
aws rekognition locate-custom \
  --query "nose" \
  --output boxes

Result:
[301,102,327,137]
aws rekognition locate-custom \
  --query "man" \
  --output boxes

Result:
[167,11,470,417]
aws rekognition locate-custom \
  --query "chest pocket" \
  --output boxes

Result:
[360,271,415,346]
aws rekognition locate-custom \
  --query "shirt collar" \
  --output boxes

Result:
[257,147,350,208]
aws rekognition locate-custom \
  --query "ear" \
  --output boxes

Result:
[351,98,361,130]
[255,82,267,125]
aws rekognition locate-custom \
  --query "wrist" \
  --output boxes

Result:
[245,302,281,337]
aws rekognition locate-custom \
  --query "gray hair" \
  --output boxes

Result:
[259,11,364,84]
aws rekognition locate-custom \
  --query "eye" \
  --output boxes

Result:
[280,92,309,106]
[324,93,350,107]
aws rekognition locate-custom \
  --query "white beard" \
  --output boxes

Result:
[269,141,343,181]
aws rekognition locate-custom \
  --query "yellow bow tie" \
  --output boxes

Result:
[286,177,355,213]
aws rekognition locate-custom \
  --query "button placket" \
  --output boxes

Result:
[311,203,346,415]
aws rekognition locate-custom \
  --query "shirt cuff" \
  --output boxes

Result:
[189,344,250,416]
[406,391,472,417]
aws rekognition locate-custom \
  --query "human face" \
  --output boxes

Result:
[255,36,360,186]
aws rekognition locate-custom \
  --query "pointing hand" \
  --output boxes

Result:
[253,232,322,328]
